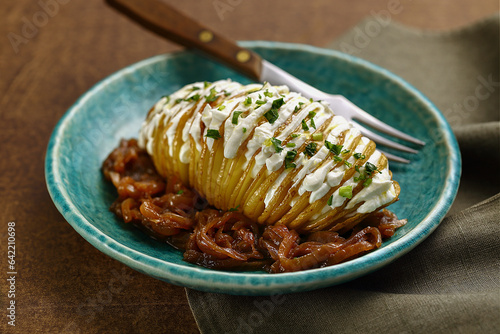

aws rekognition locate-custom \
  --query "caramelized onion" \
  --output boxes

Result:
[102,139,406,273]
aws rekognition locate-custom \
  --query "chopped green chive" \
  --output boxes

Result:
[354,164,372,185]
[263,90,273,97]
[218,105,226,111]
[341,149,350,155]
[356,173,367,182]
[311,133,323,141]
[205,129,221,140]
[291,133,300,138]
[354,165,367,182]
[310,118,316,129]
[161,95,171,103]
[243,97,252,106]
[339,185,353,199]
[256,100,266,105]
[232,111,243,125]
[334,156,343,162]
[284,149,297,169]
[365,162,379,175]
[308,111,316,118]
[272,97,285,108]
[264,108,279,124]
[286,150,297,159]
[344,160,352,168]
[353,153,365,160]
[243,128,247,133]
[191,86,200,91]
[185,94,200,102]
[176,190,184,194]
[325,141,343,155]
[263,98,284,124]
[327,195,333,206]
[305,142,317,157]
[271,137,283,153]
[309,98,313,102]
[203,81,210,88]
[223,90,231,96]
[229,205,240,212]
[205,88,218,102]
[294,102,305,113]
[175,98,183,104]
[363,178,372,187]
[301,119,309,131]
[286,142,296,148]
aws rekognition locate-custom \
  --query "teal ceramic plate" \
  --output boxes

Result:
[45,41,461,295]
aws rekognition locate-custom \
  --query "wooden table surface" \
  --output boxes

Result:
[1,0,498,333]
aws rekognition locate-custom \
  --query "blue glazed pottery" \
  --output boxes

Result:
[45,41,461,295]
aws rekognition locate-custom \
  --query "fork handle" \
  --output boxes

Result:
[107,0,263,80]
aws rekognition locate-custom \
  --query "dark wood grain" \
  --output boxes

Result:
[0,0,498,333]
[107,0,263,79]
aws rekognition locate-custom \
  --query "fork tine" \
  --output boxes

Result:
[355,112,426,146]
[353,122,419,154]
[332,96,426,146]
[379,150,410,164]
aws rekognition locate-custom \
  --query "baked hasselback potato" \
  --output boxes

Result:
[139,80,400,234]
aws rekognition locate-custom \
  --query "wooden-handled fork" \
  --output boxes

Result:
[107,0,425,163]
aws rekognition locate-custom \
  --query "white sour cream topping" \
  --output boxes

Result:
[139,80,397,216]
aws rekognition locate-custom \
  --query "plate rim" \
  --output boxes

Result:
[45,41,461,295]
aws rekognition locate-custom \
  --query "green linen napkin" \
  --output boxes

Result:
[187,14,500,334]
